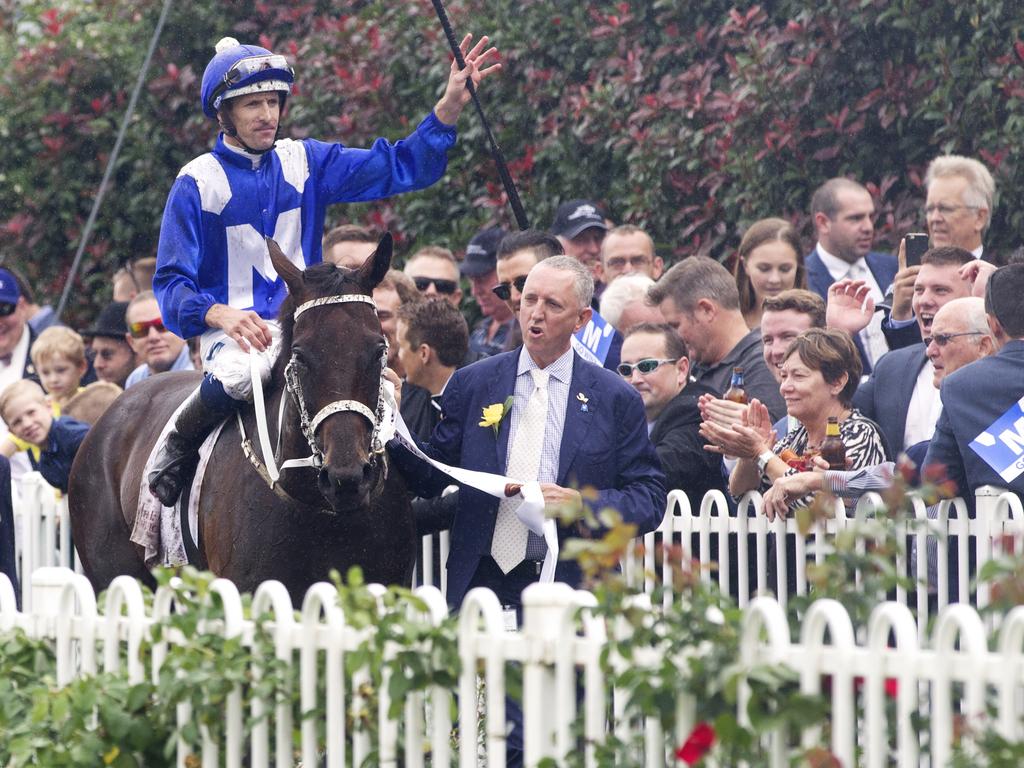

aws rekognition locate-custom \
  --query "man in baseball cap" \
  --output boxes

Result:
[549,199,609,287]
[0,268,37,389]
[461,226,514,358]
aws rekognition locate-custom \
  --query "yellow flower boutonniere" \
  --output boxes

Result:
[479,395,514,437]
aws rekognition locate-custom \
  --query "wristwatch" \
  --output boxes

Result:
[756,450,775,474]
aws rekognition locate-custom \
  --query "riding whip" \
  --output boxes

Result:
[428,0,530,230]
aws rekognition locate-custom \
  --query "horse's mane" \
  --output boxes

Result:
[272,263,365,385]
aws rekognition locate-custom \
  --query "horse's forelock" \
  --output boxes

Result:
[272,263,372,383]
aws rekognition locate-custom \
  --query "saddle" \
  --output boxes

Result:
[130,401,226,569]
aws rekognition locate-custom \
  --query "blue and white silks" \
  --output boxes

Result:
[154,112,456,340]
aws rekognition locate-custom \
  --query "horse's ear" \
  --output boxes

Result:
[266,237,303,290]
[357,232,393,291]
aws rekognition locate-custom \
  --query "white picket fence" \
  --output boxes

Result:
[13,469,1024,628]
[3,566,1024,766]
[640,485,1024,638]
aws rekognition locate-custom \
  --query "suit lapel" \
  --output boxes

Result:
[806,250,834,298]
[489,353,519,473]
[557,355,595,486]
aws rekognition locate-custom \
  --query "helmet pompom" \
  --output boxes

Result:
[215,37,240,54]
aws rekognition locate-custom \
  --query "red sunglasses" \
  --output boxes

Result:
[128,317,166,338]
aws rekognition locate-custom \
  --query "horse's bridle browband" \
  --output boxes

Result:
[239,292,390,500]
[287,293,389,464]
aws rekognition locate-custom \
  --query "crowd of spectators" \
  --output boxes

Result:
[2,149,1023,601]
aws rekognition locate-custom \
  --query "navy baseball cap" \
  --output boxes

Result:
[460,226,507,277]
[550,200,608,239]
[0,268,20,305]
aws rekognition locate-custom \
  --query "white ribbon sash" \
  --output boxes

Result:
[380,382,559,583]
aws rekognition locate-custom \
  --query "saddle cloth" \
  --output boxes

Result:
[129,398,227,568]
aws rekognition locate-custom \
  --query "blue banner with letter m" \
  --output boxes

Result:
[970,396,1024,483]
[571,310,616,365]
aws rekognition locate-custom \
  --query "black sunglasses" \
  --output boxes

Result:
[0,302,15,318]
[923,331,983,348]
[492,275,528,301]
[413,276,458,295]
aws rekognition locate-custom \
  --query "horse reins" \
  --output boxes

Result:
[239,292,390,501]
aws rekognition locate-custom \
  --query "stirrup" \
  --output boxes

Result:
[148,453,198,507]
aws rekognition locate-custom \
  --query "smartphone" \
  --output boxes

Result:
[904,233,929,267]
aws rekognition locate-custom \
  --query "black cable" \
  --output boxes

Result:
[54,0,174,322]
[429,0,530,231]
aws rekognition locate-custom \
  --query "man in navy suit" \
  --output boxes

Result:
[393,255,665,611]
[804,178,901,373]
[925,264,1024,502]
[854,247,975,457]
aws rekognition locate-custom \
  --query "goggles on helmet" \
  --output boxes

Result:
[225,54,293,86]
[210,54,294,111]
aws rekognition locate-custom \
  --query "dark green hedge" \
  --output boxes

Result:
[2,0,1023,325]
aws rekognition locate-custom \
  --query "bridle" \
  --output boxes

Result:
[240,292,390,501]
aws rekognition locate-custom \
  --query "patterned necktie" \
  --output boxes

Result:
[491,368,549,574]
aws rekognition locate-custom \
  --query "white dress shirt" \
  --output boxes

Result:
[904,360,943,448]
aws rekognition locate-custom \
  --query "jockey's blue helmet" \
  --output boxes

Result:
[200,37,294,119]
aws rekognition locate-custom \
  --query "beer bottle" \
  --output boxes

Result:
[819,416,846,470]
[723,367,747,404]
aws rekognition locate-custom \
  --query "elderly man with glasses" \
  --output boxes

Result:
[924,155,995,261]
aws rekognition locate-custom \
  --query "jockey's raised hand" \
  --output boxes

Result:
[433,34,502,125]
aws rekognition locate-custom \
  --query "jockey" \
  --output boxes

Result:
[149,34,499,506]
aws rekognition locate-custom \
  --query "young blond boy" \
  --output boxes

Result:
[30,327,88,410]
[0,380,89,493]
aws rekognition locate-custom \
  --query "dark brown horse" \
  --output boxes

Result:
[68,236,415,600]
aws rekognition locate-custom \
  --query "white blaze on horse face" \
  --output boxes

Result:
[226,208,304,308]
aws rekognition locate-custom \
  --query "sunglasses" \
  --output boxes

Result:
[128,317,167,338]
[413,276,459,295]
[491,275,528,301]
[0,302,16,318]
[923,331,983,348]
[616,358,677,377]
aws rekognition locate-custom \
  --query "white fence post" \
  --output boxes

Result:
[521,582,577,767]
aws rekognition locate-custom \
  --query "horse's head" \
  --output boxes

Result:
[268,234,393,513]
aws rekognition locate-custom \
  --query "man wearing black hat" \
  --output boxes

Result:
[81,301,137,389]
[550,199,609,289]
[461,226,515,359]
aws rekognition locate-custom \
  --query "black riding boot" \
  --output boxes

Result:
[148,384,238,506]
